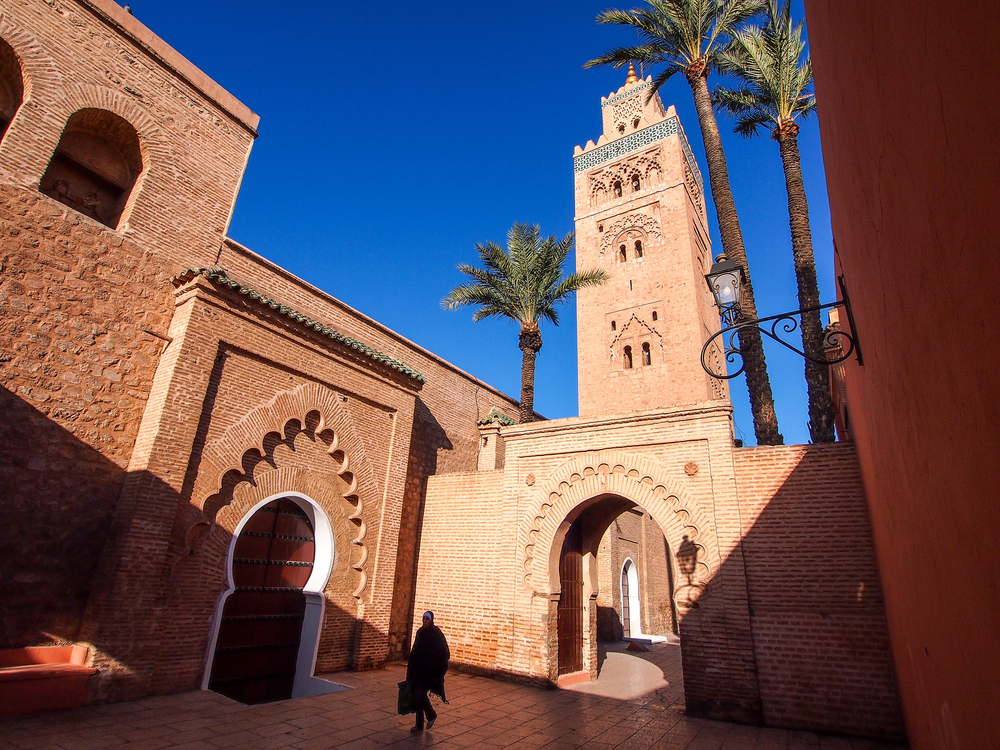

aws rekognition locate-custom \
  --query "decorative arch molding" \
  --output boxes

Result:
[599,211,662,255]
[519,452,715,599]
[185,381,381,600]
[0,15,63,104]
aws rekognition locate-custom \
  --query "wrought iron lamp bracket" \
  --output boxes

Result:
[701,278,862,381]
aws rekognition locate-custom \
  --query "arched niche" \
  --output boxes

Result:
[0,38,23,142]
[39,108,142,229]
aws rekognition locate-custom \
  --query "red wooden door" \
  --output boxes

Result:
[209,498,315,704]
[557,525,583,675]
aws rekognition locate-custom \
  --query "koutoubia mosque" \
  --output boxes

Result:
[4,1,996,748]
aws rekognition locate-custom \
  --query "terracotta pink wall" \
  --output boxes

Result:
[803,2,1000,748]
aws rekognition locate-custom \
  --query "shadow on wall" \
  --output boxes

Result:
[682,444,906,741]
[0,386,131,647]
[0,386,395,708]
[389,396,452,661]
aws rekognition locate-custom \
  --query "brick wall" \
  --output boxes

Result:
[412,471,505,670]
[734,442,904,740]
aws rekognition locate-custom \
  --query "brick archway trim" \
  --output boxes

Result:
[52,82,175,176]
[0,14,63,103]
[195,381,380,599]
[521,451,715,599]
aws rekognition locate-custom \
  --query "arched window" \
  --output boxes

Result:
[0,39,24,142]
[617,123,625,135]
[652,311,658,321]
[613,180,622,198]
[634,240,643,258]
[632,117,640,130]
[619,244,626,262]
[40,109,142,230]
[623,346,633,370]
[631,173,641,192]
[641,342,651,366]
[610,321,616,331]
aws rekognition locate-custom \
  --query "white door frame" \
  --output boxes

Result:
[202,492,336,697]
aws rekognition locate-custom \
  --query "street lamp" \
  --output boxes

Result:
[704,254,745,326]
[700,257,863,380]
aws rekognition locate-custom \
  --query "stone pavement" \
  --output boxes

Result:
[0,642,907,750]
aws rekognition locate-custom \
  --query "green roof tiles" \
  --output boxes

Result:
[172,267,425,383]
[477,407,516,426]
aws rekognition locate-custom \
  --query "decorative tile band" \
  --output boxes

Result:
[676,120,704,193]
[602,80,653,108]
[574,116,705,193]
[574,118,678,173]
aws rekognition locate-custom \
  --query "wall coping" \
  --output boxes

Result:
[77,0,260,134]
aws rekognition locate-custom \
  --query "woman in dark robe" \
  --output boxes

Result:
[406,611,450,732]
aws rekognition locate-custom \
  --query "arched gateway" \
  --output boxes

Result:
[520,454,715,681]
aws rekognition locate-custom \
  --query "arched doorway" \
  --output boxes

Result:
[553,494,679,679]
[621,559,642,639]
[205,493,334,704]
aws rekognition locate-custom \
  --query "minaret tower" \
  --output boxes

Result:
[573,66,727,417]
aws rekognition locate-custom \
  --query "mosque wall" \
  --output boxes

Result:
[0,0,517,703]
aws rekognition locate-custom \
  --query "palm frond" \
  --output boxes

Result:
[443,225,607,332]
[711,0,815,136]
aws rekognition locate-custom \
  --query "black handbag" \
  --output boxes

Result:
[397,680,414,715]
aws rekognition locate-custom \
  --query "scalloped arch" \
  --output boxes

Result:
[196,381,381,599]
[519,452,715,596]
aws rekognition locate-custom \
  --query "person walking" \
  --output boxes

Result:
[406,611,450,732]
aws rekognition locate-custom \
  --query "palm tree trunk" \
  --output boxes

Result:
[776,125,836,442]
[687,67,782,445]
[518,328,542,423]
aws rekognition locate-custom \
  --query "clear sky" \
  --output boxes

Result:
[126,0,834,446]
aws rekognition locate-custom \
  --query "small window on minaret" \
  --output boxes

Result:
[618,123,625,134]
[613,180,622,198]
[611,321,616,331]
[623,346,633,370]
[634,240,643,258]
[652,311,658,321]
[641,343,651,366]
[631,174,641,191]
[633,117,640,130]
[598,224,603,232]
[619,245,626,262]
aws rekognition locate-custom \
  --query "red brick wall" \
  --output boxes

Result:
[0,185,173,647]
[734,443,904,740]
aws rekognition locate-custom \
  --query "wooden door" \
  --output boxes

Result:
[621,564,631,639]
[209,498,315,704]
[557,524,583,675]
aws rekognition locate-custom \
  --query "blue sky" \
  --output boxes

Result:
[128,0,833,446]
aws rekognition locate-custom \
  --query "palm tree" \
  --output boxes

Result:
[712,0,835,442]
[442,223,608,424]
[585,0,783,446]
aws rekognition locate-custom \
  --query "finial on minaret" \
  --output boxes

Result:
[626,63,638,84]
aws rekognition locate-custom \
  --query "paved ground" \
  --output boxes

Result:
[0,642,907,750]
